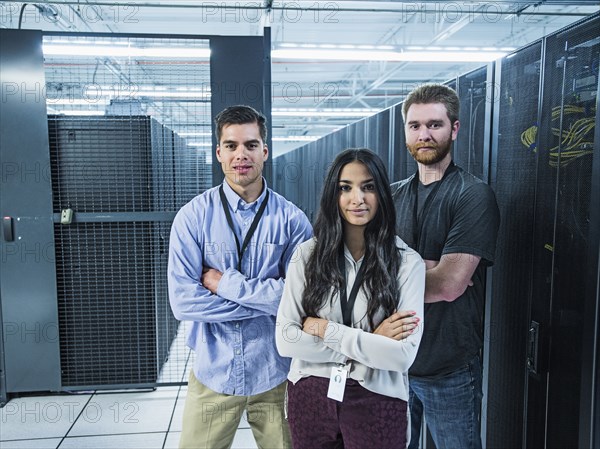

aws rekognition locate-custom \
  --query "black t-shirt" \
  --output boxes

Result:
[392,163,500,378]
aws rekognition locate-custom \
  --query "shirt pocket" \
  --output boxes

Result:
[259,242,287,277]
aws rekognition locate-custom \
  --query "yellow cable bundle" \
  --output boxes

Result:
[521,126,538,152]
[521,105,596,167]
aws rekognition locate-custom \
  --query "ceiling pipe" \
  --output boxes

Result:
[8,1,594,16]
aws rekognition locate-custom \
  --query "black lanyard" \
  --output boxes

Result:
[411,162,456,250]
[219,185,270,272]
[338,249,367,327]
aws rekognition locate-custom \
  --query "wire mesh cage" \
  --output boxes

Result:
[44,34,212,388]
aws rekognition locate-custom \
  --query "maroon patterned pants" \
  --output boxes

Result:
[286,376,407,449]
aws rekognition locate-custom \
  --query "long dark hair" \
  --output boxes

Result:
[302,149,401,330]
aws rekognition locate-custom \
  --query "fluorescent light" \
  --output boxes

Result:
[282,123,345,129]
[187,142,212,147]
[73,85,211,98]
[56,110,105,116]
[400,51,506,62]
[179,132,212,137]
[43,42,508,63]
[281,43,393,51]
[271,49,506,62]
[135,90,210,98]
[43,44,210,58]
[48,99,109,105]
[272,136,320,141]
[273,49,398,61]
[47,39,129,46]
[78,88,209,100]
[273,108,379,118]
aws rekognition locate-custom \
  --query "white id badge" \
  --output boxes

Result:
[327,365,348,402]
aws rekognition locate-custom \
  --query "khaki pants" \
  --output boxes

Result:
[179,370,291,449]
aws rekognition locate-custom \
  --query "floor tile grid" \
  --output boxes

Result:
[1,322,258,448]
[57,386,184,449]
[56,350,191,448]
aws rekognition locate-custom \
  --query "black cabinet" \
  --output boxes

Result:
[48,116,183,388]
[525,17,599,448]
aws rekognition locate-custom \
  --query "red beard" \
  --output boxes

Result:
[407,134,453,165]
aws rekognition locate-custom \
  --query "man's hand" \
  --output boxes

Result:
[373,310,420,341]
[302,317,329,339]
[201,267,223,294]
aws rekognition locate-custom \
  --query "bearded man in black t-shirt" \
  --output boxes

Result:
[391,84,500,449]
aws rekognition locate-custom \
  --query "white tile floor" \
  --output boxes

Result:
[1,385,259,449]
[1,324,259,449]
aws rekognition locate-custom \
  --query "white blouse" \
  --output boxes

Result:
[276,236,425,401]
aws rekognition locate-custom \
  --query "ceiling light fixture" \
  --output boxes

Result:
[43,44,210,58]
[272,136,321,141]
[272,49,509,62]
[48,99,110,105]
[134,90,210,99]
[179,132,212,137]
[272,108,379,117]
[43,43,513,64]
[55,110,105,116]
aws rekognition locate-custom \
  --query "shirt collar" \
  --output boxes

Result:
[221,178,268,213]
[342,244,365,266]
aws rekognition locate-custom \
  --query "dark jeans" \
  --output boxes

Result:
[286,377,407,449]
[408,354,483,449]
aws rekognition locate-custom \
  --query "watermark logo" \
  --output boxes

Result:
[0,3,139,25]
[1,400,140,424]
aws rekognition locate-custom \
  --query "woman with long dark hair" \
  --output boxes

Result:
[276,148,425,448]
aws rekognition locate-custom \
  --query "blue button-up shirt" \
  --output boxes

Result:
[168,180,312,395]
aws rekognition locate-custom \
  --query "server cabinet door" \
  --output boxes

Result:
[0,29,61,397]
[488,42,542,449]
[525,16,599,448]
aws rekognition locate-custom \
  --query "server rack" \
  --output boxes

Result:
[173,131,211,208]
[0,29,60,406]
[390,102,416,182]
[365,110,392,177]
[305,140,322,224]
[48,116,179,388]
[525,16,599,447]
[488,41,544,448]
[455,66,489,180]
[273,152,289,203]
[153,125,178,376]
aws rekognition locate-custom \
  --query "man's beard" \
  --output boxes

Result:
[407,134,453,165]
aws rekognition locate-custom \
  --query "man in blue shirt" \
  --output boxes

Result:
[168,105,312,449]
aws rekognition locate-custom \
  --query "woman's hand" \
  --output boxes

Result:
[373,310,420,341]
[302,317,329,339]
